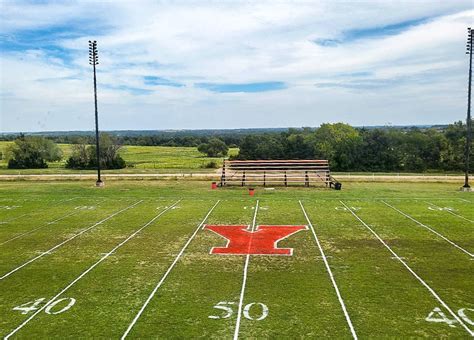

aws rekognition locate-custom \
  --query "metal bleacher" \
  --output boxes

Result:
[220,159,341,189]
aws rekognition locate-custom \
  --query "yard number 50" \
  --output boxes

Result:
[209,301,269,321]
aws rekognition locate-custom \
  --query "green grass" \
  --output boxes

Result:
[0,142,238,173]
[0,181,472,338]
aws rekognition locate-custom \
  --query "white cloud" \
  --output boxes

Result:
[1,0,473,132]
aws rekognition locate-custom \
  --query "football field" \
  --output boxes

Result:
[0,181,472,338]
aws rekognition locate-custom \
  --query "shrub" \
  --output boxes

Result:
[7,136,62,169]
[202,161,218,169]
[66,134,126,169]
[197,138,229,157]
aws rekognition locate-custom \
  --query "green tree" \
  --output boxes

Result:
[284,133,313,159]
[442,121,473,171]
[197,138,229,157]
[66,133,126,169]
[358,129,401,171]
[235,134,286,160]
[65,141,89,169]
[7,136,63,169]
[310,123,362,171]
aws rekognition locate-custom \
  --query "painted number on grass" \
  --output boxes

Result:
[426,307,474,328]
[13,298,45,315]
[208,301,234,319]
[13,298,76,315]
[0,206,20,210]
[335,207,361,211]
[75,206,95,210]
[209,301,269,320]
[428,206,455,212]
[157,206,181,210]
[45,298,77,314]
[243,303,269,321]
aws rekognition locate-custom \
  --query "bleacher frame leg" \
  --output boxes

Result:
[220,162,226,186]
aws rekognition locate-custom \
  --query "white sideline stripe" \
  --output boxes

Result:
[382,201,473,258]
[426,201,474,223]
[121,200,221,339]
[0,210,80,246]
[3,201,180,339]
[340,201,474,337]
[233,200,259,340]
[299,201,358,340]
[0,200,143,281]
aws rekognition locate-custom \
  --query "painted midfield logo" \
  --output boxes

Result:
[204,225,307,255]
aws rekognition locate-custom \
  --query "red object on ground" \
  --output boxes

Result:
[211,182,217,189]
[249,188,255,196]
[204,225,307,255]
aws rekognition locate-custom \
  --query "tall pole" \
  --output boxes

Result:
[463,28,472,190]
[89,40,103,187]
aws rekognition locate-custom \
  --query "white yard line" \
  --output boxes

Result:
[299,201,358,340]
[0,200,143,281]
[121,200,221,339]
[3,201,180,339]
[382,201,473,258]
[0,210,81,246]
[425,201,474,223]
[233,200,259,340]
[340,201,474,337]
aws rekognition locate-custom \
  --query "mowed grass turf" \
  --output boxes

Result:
[0,180,472,338]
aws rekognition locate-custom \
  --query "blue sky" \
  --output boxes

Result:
[0,1,473,132]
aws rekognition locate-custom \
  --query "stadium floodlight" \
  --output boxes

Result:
[88,40,104,187]
[462,28,472,191]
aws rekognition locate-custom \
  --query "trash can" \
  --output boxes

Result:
[211,182,217,190]
[335,182,342,190]
[249,188,255,196]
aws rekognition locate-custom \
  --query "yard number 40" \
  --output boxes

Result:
[209,301,269,321]
[13,297,76,315]
[426,307,474,328]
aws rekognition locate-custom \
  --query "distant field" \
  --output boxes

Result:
[0,142,238,173]
[0,181,472,338]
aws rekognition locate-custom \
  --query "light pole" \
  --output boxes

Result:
[89,40,104,187]
[462,28,472,191]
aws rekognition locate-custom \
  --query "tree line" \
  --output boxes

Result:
[2,121,472,172]
[0,134,242,148]
[234,122,473,172]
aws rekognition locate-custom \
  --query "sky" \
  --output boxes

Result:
[0,0,473,132]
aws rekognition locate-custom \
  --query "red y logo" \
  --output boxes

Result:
[204,225,307,256]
